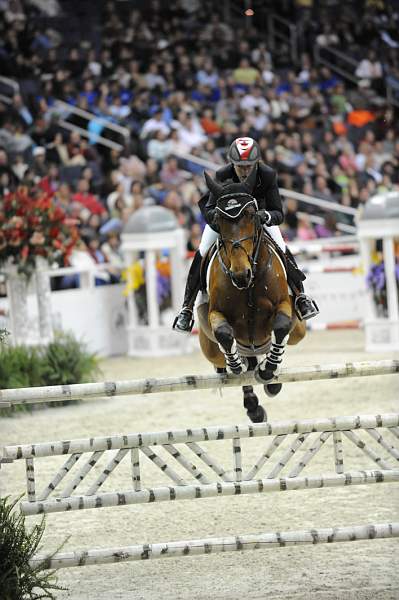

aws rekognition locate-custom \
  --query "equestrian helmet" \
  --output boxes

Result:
[228,137,260,166]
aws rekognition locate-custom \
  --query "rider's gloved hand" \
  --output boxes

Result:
[258,210,272,225]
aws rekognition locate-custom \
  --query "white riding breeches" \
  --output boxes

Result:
[199,225,219,256]
[199,224,286,257]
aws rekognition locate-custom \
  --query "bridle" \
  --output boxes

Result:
[215,195,263,290]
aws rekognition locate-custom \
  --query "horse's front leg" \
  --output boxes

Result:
[209,310,248,374]
[256,300,292,383]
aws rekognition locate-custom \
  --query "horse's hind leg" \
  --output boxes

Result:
[243,385,267,423]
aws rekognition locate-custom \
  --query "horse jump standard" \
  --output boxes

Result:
[2,413,399,517]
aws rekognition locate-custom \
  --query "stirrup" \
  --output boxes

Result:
[172,307,194,333]
[294,294,319,321]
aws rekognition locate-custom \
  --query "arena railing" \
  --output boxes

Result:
[314,44,399,109]
[173,151,357,234]
[44,264,115,289]
[267,14,299,65]
[47,100,130,151]
[0,76,19,105]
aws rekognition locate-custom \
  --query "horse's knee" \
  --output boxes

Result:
[214,322,235,353]
[273,311,291,345]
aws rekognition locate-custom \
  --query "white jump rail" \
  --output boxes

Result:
[30,522,399,570]
[1,359,398,407]
[3,412,398,516]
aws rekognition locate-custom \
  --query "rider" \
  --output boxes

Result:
[173,136,319,332]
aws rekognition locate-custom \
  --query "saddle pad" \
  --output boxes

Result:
[268,242,287,280]
[200,244,217,293]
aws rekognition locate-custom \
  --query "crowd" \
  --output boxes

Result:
[0,0,398,287]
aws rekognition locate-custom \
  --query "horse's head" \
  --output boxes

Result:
[205,168,262,290]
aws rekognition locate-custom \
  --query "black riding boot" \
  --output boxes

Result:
[173,250,202,332]
[285,248,319,321]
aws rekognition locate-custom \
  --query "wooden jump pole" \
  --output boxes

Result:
[4,413,399,460]
[18,469,399,516]
[1,359,398,407]
[30,522,399,570]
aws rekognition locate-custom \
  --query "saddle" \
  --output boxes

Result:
[263,230,288,272]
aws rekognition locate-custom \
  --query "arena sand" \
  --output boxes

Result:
[2,330,399,600]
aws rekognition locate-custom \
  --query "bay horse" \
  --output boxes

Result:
[196,169,306,422]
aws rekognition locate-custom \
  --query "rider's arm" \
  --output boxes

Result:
[203,193,219,231]
[258,167,284,226]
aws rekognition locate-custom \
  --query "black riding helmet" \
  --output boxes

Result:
[227,137,260,166]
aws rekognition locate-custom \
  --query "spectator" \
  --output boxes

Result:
[73,179,107,216]
[0,0,398,273]
[160,157,189,189]
[147,130,173,163]
[314,214,338,238]
[355,50,384,90]
[140,108,170,140]
[232,58,260,88]
[31,147,48,180]
[297,216,317,241]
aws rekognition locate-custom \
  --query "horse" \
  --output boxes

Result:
[196,168,306,422]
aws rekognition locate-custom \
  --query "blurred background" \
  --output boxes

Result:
[0,0,398,356]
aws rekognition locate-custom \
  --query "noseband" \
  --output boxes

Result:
[216,196,263,290]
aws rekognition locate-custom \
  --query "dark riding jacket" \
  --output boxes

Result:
[199,162,284,230]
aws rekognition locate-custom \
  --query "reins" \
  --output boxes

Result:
[216,212,263,291]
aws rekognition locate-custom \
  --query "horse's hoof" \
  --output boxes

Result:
[264,383,283,397]
[227,357,248,375]
[227,365,244,375]
[247,405,267,423]
[254,365,275,384]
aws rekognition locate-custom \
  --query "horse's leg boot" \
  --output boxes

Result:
[256,311,291,383]
[173,250,202,333]
[214,322,248,374]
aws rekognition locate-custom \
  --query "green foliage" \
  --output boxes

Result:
[39,332,100,387]
[0,344,45,389]
[0,331,100,415]
[0,496,65,600]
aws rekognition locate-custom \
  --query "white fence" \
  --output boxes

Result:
[0,248,365,356]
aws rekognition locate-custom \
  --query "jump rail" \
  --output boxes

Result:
[31,522,399,570]
[1,359,398,407]
[3,412,398,516]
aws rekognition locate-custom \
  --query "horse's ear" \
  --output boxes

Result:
[244,164,258,194]
[204,171,223,197]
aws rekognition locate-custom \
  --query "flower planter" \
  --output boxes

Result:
[35,256,54,343]
[5,264,30,345]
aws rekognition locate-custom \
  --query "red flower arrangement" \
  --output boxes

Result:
[0,186,80,277]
